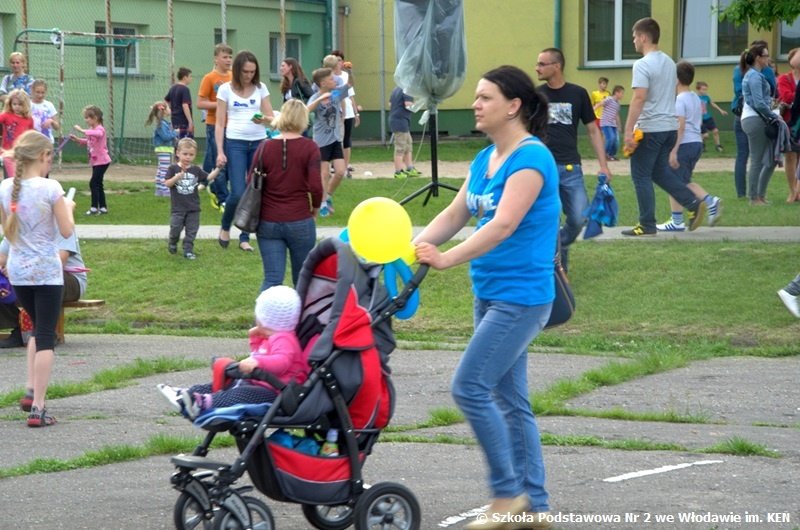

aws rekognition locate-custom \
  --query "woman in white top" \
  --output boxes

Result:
[215,50,274,251]
[0,130,75,427]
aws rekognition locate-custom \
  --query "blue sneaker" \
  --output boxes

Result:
[319,203,330,217]
[325,197,335,214]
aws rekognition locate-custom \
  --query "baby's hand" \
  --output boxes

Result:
[197,184,206,191]
[238,357,258,374]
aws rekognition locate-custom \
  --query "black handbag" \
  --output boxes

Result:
[233,140,268,233]
[545,248,575,329]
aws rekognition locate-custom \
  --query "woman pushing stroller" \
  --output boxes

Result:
[158,285,308,419]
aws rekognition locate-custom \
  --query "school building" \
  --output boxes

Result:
[0,0,797,145]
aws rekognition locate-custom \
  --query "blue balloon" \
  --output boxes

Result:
[383,259,419,320]
[339,228,349,242]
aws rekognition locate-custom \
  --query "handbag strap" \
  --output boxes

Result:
[246,139,269,186]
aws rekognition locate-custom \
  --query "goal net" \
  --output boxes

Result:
[16,28,174,165]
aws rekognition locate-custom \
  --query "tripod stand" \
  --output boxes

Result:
[400,107,459,206]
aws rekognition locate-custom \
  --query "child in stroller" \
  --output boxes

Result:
[157,285,307,419]
[165,238,425,530]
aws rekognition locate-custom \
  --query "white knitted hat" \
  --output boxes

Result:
[255,286,302,331]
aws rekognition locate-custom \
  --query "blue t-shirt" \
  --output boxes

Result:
[467,138,561,306]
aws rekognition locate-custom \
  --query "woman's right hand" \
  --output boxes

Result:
[415,242,449,270]
[216,152,227,168]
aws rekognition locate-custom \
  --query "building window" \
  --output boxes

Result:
[95,24,139,74]
[680,0,747,61]
[214,28,234,46]
[269,34,301,75]
[779,18,800,57]
[585,0,651,65]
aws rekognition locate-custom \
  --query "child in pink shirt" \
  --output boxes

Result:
[157,285,308,419]
[70,105,111,215]
[0,89,35,177]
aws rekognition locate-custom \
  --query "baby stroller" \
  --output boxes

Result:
[168,237,427,530]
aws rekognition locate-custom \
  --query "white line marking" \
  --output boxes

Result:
[603,459,724,483]
[438,505,490,528]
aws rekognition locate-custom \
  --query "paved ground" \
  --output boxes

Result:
[0,335,797,529]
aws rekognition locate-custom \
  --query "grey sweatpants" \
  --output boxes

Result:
[169,210,200,253]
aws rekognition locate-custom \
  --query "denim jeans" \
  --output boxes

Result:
[204,124,229,204]
[452,298,552,511]
[733,116,748,198]
[557,164,588,272]
[667,142,703,184]
[741,116,777,200]
[630,130,698,231]
[220,138,261,242]
[601,125,618,158]
[255,217,317,291]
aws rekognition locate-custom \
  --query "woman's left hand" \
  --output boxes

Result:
[415,242,449,270]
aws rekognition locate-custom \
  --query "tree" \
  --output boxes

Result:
[719,0,800,31]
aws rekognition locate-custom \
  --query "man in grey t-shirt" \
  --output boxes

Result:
[621,17,706,236]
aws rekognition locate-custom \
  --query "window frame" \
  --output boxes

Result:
[268,33,301,77]
[583,0,651,67]
[95,24,140,75]
[678,0,747,64]
[778,18,800,59]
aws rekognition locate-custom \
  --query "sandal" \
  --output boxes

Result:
[27,406,57,427]
[19,389,33,412]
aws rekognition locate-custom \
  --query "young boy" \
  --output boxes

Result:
[590,77,610,120]
[695,81,728,152]
[165,66,194,139]
[307,67,345,217]
[29,80,59,145]
[595,85,624,161]
[389,86,421,178]
[656,61,722,232]
[197,44,233,210]
[164,138,220,259]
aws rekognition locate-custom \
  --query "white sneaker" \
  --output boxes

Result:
[156,384,184,413]
[180,390,201,419]
[707,197,722,226]
[777,289,800,318]
[656,220,686,232]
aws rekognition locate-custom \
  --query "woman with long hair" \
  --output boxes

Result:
[215,50,274,251]
[414,65,559,529]
[279,57,313,104]
[0,130,75,427]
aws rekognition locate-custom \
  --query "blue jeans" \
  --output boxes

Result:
[220,138,261,243]
[630,131,699,231]
[601,125,618,158]
[452,298,552,511]
[733,116,748,198]
[204,124,229,204]
[558,164,588,272]
[255,217,317,291]
[667,142,703,184]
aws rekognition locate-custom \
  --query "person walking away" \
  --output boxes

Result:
[389,86,421,178]
[145,101,178,197]
[165,66,194,139]
[414,65,559,530]
[621,17,706,236]
[69,105,111,215]
[164,138,220,260]
[197,43,233,210]
[536,47,611,270]
[0,130,75,426]
[656,61,722,231]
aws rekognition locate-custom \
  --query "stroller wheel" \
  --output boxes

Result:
[174,491,213,530]
[212,496,274,530]
[302,503,354,530]
[353,482,420,530]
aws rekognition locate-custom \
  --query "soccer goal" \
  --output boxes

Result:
[15,28,174,165]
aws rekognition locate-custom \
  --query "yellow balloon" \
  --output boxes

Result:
[347,197,414,264]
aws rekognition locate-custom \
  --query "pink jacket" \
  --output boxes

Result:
[76,125,112,166]
[247,331,309,390]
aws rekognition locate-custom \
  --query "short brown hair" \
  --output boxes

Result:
[177,66,192,80]
[312,67,333,86]
[177,137,198,152]
[632,17,660,44]
[214,43,233,56]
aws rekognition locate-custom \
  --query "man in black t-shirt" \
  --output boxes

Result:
[165,67,194,139]
[536,48,611,271]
